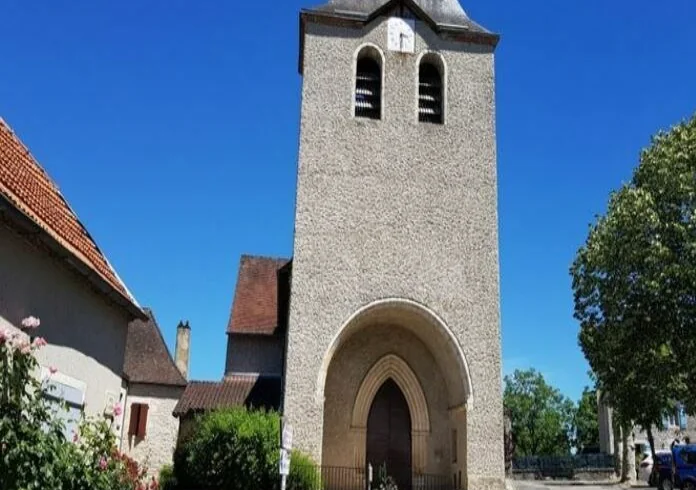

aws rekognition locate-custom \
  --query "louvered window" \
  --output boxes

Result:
[419,62,443,124]
[355,55,382,120]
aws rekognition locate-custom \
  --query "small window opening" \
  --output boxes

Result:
[418,61,443,124]
[128,403,149,438]
[355,54,382,120]
[452,429,458,463]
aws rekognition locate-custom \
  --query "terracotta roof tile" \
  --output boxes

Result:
[172,375,281,417]
[0,118,137,308]
[227,255,290,335]
[124,308,187,387]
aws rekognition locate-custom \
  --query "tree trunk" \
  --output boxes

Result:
[620,422,636,483]
[647,425,657,462]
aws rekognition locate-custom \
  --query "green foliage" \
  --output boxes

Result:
[287,451,321,490]
[374,464,399,490]
[504,369,576,456]
[575,387,600,453]
[571,114,696,442]
[158,464,176,490]
[174,407,280,490]
[0,318,152,490]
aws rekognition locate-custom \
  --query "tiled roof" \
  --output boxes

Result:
[0,118,139,310]
[124,308,187,387]
[227,255,291,335]
[172,375,281,417]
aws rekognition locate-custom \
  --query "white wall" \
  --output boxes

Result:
[122,383,184,475]
[0,224,131,434]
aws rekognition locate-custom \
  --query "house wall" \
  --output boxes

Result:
[0,224,130,433]
[122,383,184,475]
[284,14,503,490]
[225,333,284,376]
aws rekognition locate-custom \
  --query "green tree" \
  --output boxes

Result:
[571,115,696,462]
[574,387,599,453]
[504,369,576,456]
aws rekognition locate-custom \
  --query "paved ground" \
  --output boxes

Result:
[512,480,630,490]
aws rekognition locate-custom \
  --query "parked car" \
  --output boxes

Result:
[646,450,674,488]
[672,444,696,490]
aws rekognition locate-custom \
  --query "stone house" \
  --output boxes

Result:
[176,1,505,489]
[0,117,144,438]
[123,309,188,474]
[599,400,696,457]
[0,118,187,473]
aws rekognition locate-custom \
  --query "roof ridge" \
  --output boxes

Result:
[145,308,186,385]
[0,117,140,310]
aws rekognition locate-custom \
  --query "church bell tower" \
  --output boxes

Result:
[284,1,503,489]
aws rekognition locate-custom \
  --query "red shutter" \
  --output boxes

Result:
[128,404,140,436]
[137,404,149,437]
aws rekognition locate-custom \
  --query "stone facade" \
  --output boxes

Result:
[284,5,503,490]
[0,223,130,433]
[122,384,185,475]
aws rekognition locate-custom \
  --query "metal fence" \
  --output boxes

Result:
[512,453,615,479]
[290,466,455,490]
[178,466,456,490]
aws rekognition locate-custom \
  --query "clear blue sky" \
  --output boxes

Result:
[3,1,696,402]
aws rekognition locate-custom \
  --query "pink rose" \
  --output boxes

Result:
[19,341,31,355]
[113,403,122,417]
[99,456,108,470]
[32,337,47,348]
[21,316,41,329]
[49,366,58,375]
[72,432,79,443]
[0,330,6,344]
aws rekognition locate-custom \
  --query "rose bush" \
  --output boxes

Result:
[0,317,155,490]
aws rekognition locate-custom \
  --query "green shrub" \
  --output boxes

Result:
[159,464,176,490]
[174,407,280,490]
[287,451,321,490]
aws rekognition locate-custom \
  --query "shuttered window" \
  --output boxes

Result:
[418,62,443,124]
[42,371,85,442]
[355,54,382,120]
[128,403,149,438]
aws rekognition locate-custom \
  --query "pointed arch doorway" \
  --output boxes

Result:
[367,379,412,490]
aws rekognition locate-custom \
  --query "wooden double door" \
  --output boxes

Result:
[366,379,413,490]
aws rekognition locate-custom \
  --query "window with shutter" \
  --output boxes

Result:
[41,369,85,441]
[355,48,382,120]
[128,403,149,438]
[418,61,443,124]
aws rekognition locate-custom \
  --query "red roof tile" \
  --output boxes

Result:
[0,118,138,309]
[172,375,281,417]
[227,255,290,335]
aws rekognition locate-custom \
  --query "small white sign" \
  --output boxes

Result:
[387,17,415,53]
[282,422,293,450]
[279,449,291,476]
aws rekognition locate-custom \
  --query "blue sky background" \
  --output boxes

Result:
[2,0,696,402]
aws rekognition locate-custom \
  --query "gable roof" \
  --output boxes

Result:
[172,375,281,417]
[0,118,142,317]
[227,255,291,335]
[307,0,491,33]
[124,308,187,387]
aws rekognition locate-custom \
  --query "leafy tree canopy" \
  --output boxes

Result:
[571,115,696,447]
[504,369,576,456]
[575,387,600,453]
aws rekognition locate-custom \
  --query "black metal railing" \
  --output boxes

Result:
[512,453,615,479]
[288,465,455,490]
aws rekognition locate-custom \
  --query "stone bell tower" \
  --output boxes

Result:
[284,1,503,489]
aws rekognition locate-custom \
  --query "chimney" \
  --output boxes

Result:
[175,321,191,380]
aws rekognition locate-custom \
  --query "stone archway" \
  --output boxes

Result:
[352,354,429,474]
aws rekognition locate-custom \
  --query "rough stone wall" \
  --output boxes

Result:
[284,14,503,490]
[0,224,130,432]
[122,384,184,475]
[225,334,284,376]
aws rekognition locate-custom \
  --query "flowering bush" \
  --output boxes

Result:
[0,317,154,490]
